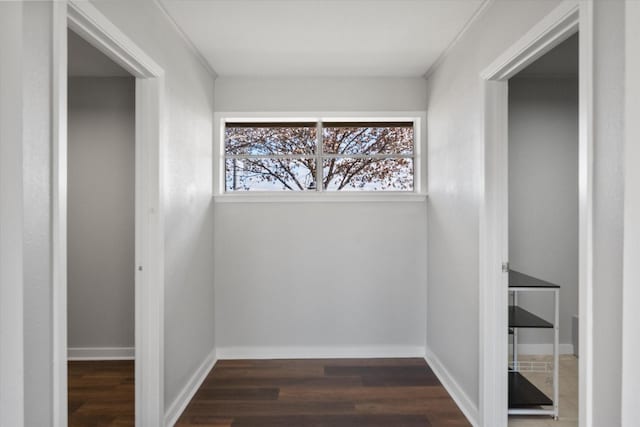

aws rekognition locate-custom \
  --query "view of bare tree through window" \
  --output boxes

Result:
[224,121,414,192]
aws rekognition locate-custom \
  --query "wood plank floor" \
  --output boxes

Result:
[176,358,470,427]
[68,360,134,427]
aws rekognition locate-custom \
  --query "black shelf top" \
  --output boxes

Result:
[508,371,553,408]
[509,270,560,289]
[509,306,553,328]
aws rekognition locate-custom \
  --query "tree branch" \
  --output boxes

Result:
[246,160,294,190]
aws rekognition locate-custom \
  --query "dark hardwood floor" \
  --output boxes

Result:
[176,358,470,427]
[68,360,134,427]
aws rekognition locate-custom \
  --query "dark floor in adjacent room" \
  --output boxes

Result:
[176,358,470,427]
[68,360,134,427]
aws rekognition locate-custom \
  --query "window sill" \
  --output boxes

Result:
[213,192,427,203]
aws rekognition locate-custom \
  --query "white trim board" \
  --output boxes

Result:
[68,347,135,361]
[52,4,68,426]
[214,193,427,204]
[480,0,579,80]
[622,2,640,425]
[216,346,426,360]
[509,343,575,356]
[425,347,479,427]
[164,349,217,427]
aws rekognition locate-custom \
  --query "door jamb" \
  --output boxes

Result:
[478,1,593,426]
[53,1,166,425]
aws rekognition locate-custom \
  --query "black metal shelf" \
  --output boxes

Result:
[508,371,553,408]
[509,305,553,328]
[507,270,559,418]
[509,270,560,288]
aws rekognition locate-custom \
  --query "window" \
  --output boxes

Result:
[222,118,418,193]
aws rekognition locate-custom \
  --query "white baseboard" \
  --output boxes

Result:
[510,343,575,355]
[425,347,479,427]
[67,347,134,361]
[215,345,426,360]
[164,348,217,427]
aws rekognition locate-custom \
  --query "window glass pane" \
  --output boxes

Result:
[322,123,413,155]
[225,158,317,191]
[225,123,317,156]
[322,158,413,191]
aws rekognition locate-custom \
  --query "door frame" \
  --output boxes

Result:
[53,1,166,425]
[478,1,593,426]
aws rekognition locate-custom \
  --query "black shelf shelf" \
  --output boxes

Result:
[509,270,560,288]
[509,306,553,328]
[507,271,559,417]
[508,371,553,408]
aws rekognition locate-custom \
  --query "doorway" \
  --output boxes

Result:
[478,1,593,427]
[52,2,166,425]
[506,33,579,427]
[67,28,136,425]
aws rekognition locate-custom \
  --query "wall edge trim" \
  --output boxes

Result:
[425,347,479,427]
[67,347,135,361]
[164,348,217,427]
[216,346,426,360]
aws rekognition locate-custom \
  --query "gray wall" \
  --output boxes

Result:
[508,77,578,349]
[425,0,563,413]
[215,202,427,356]
[0,1,216,422]
[21,3,56,425]
[0,2,25,425]
[215,76,429,112]
[622,1,640,424]
[426,0,627,423]
[592,1,625,424]
[67,77,135,351]
[214,77,428,356]
[91,0,217,413]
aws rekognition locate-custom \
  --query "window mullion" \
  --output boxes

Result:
[320,153,413,160]
[226,154,311,159]
[316,120,323,192]
[413,121,418,193]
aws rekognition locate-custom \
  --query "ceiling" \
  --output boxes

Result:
[517,33,578,77]
[159,0,485,77]
[68,29,131,77]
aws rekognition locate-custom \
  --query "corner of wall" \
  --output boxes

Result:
[425,347,479,427]
[164,347,217,427]
[151,0,218,79]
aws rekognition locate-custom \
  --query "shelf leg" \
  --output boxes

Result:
[553,288,559,420]
[513,291,519,369]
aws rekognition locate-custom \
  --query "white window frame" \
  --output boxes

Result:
[213,111,427,202]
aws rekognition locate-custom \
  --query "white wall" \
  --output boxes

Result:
[90,0,217,413]
[215,77,428,112]
[67,77,135,353]
[0,2,25,425]
[425,0,563,411]
[508,77,578,349]
[214,77,428,357]
[22,3,56,425]
[426,0,627,422]
[215,202,427,357]
[622,1,640,424]
[0,3,68,424]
